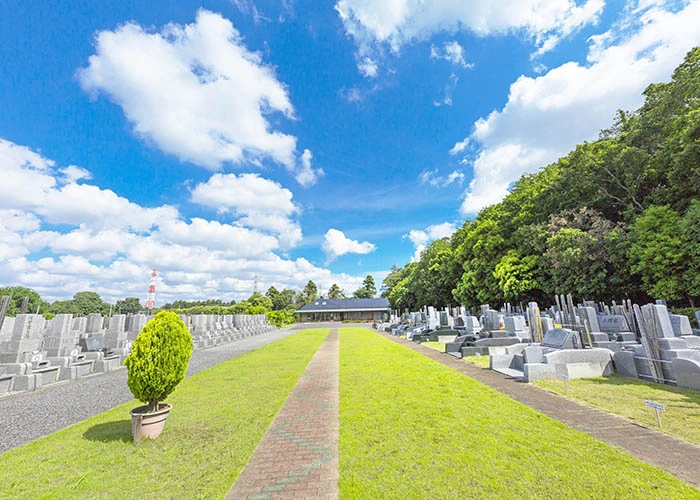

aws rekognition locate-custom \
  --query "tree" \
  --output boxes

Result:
[72,291,110,315]
[328,283,345,299]
[115,297,142,314]
[301,281,318,304]
[353,275,376,298]
[124,311,193,413]
[265,286,281,309]
[679,200,700,303]
[493,251,541,302]
[247,292,273,311]
[278,288,298,311]
[628,205,685,301]
[0,286,47,316]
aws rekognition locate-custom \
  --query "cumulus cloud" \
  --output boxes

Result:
[405,222,456,262]
[0,138,361,303]
[322,229,376,263]
[60,165,92,183]
[78,9,315,186]
[190,172,303,249]
[336,0,604,75]
[453,0,700,215]
[430,41,472,68]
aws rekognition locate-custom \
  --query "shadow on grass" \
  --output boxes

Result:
[83,419,132,443]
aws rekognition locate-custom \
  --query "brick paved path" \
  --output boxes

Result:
[226,329,339,500]
[381,330,700,489]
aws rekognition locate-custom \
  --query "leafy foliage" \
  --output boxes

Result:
[385,47,700,309]
[301,280,318,304]
[328,283,346,299]
[124,311,193,411]
[0,286,48,316]
[353,275,376,298]
[115,297,142,314]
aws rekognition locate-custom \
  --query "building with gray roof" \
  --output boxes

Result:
[295,298,390,322]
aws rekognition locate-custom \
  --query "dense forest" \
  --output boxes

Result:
[382,48,700,311]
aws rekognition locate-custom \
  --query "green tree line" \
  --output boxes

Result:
[383,47,700,311]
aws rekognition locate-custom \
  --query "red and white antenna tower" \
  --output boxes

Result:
[145,268,157,310]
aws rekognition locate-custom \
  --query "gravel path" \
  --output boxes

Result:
[0,327,310,454]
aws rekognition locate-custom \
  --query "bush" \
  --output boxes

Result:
[124,311,193,411]
[267,309,295,327]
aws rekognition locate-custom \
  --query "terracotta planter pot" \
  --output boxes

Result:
[130,403,172,443]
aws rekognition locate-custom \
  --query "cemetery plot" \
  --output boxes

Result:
[340,328,700,499]
[533,374,700,446]
[0,310,278,398]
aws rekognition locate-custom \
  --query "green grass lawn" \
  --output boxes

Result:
[339,328,700,499]
[421,341,444,352]
[464,354,490,368]
[533,374,700,446]
[0,328,329,499]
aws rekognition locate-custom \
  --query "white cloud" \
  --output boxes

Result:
[430,41,472,68]
[191,172,298,216]
[339,87,364,102]
[322,228,376,262]
[78,9,315,184]
[295,149,324,188]
[405,222,456,262]
[419,168,465,188]
[0,139,179,232]
[190,172,303,249]
[433,73,459,107]
[336,0,604,75]
[453,0,700,215]
[0,139,365,304]
[357,57,379,78]
[59,165,92,183]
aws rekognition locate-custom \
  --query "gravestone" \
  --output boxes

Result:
[0,314,46,363]
[104,314,127,348]
[86,314,103,334]
[485,310,500,331]
[504,315,527,332]
[669,314,692,337]
[72,317,87,335]
[579,306,600,332]
[541,328,580,350]
[650,304,675,339]
[598,315,628,334]
[0,316,15,341]
[43,314,76,357]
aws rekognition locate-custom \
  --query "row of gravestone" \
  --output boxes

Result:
[382,301,700,390]
[0,312,277,397]
[184,313,275,348]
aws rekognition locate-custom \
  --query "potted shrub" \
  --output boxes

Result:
[124,311,192,443]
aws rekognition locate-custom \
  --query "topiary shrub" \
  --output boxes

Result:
[124,311,193,412]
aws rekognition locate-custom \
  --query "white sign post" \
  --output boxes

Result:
[559,373,569,394]
[645,400,666,427]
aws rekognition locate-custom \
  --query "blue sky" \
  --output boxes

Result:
[1,0,699,304]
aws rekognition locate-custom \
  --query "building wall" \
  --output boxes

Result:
[299,310,387,322]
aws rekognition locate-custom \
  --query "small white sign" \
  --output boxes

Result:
[645,400,665,411]
[558,374,570,382]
